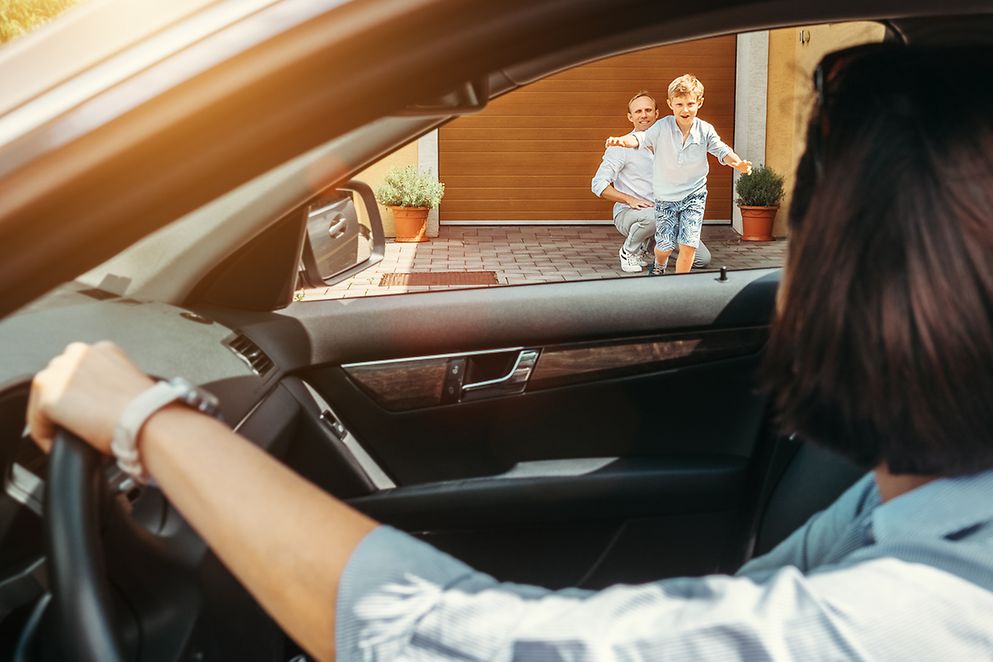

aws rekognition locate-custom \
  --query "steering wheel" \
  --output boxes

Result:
[43,428,127,662]
[40,428,270,661]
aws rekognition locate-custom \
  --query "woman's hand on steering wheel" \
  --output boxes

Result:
[27,341,154,454]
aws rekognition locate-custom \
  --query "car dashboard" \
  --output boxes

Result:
[0,282,339,658]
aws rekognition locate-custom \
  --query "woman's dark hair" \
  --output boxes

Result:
[762,45,993,476]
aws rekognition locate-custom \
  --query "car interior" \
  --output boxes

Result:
[0,0,990,659]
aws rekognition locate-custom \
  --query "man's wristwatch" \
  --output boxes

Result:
[110,377,222,484]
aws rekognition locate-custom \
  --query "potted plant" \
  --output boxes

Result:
[375,165,445,243]
[735,164,785,241]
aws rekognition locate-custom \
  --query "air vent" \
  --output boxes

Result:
[224,333,274,377]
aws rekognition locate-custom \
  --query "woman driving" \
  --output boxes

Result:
[28,44,993,661]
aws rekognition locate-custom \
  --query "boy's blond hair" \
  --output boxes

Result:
[627,89,657,112]
[667,74,704,101]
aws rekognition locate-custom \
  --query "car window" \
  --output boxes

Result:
[298,22,884,301]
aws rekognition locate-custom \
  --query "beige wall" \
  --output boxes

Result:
[765,22,885,236]
[353,142,419,237]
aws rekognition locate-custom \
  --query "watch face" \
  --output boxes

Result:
[168,378,221,417]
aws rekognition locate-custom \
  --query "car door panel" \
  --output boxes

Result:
[295,357,763,586]
[303,354,766,485]
[349,456,749,588]
[340,327,767,411]
[350,456,748,529]
[414,509,744,590]
[213,268,781,586]
[274,268,778,366]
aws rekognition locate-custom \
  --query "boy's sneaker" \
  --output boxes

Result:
[619,247,643,273]
[648,262,666,276]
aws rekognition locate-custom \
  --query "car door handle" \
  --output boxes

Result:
[461,349,539,401]
[327,215,348,239]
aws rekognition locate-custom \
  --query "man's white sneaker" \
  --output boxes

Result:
[619,247,643,273]
[635,250,651,266]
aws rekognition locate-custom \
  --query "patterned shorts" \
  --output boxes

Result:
[655,190,708,251]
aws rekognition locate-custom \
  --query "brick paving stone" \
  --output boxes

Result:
[300,225,788,301]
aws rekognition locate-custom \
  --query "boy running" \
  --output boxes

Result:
[592,90,711,273]
[606,74,752,274]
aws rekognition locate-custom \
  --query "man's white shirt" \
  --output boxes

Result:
[591,130,654,219]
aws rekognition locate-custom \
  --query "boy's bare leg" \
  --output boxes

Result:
[675,244,696,273]
[654,247,673,272]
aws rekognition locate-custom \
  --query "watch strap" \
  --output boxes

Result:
[110,378,221,483]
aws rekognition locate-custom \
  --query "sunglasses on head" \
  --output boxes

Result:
[808,42,901,178]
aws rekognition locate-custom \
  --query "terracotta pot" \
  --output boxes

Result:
[390,206,430,243]
[738,205,779,241]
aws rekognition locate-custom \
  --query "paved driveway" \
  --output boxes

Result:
[300,225,787,300]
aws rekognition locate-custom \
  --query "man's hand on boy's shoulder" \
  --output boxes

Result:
[605,134,638,149]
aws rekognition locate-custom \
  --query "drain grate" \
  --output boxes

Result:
[379,271,498,286]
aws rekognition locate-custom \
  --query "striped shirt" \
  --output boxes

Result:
[337,469,993,660]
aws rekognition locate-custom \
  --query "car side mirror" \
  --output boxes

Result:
[299,180,385,287]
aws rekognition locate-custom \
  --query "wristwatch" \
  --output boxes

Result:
[111,377,222,483]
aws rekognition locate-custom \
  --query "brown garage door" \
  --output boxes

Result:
[439,36,736,223]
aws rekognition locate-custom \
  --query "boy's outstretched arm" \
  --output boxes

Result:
[604,134,638,148]
[722,150,753,174]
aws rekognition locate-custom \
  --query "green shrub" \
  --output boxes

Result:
[735,164,785,207]
[0,0,76,44]
[375,165,445,208]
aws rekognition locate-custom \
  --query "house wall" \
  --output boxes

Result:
[357,22,885,239]
[732,31,769,235]
[764,22,886,236]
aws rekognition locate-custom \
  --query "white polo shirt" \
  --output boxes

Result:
[591,131,654,220]
[635,116,732,202]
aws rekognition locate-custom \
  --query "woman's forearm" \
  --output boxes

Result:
[140,405,377,661]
